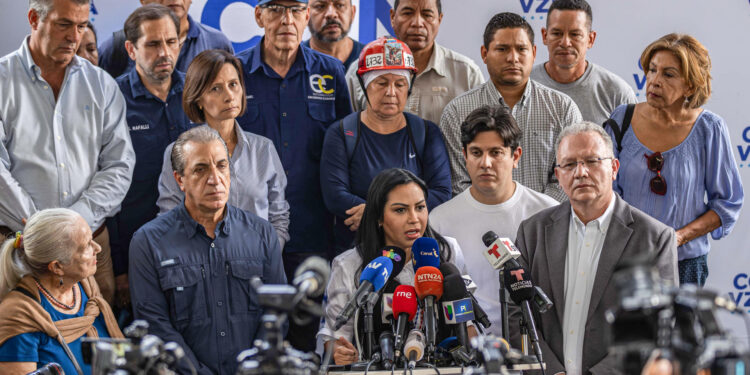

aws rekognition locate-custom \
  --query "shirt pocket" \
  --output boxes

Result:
[225,259,263,315]
[158,264,208,324]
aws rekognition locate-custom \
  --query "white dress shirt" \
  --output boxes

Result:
[562,193,616,375]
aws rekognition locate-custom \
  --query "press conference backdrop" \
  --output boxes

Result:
[1,0,748,340]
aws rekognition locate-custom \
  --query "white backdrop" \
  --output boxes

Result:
[1,0,748,339]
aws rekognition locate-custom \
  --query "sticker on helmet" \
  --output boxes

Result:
[404,52,415,69]
[384,42,403,67]
[366,53,384,69]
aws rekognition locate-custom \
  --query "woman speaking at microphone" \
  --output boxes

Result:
[317,168,466,365]
[320,37,452,255]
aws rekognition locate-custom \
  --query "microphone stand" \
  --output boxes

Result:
[363,292,379,361]
[499,267,509,341]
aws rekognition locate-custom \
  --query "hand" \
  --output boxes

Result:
[333,336,359,365]
[114,273,130,308]
[675,229,686,247]
[344,204,366,232]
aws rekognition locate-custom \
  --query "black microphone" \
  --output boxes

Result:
[379,331,395,369]
[439,263,492,329]
[26,363,63,375]
[293,255,331,297]
[503,263,544,367]
[441,274,474,357]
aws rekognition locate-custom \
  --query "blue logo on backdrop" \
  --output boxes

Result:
[632,59,646,97]
[201,0,391,53]
[736,126,750,169]
[519,0,550,20]
[729,273,750,312]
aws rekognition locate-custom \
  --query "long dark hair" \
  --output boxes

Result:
[354,168,451,282]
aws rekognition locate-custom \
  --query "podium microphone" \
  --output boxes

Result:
[26,363,63,375]
[404,329,425,369]
[414,266,444,356]
[441,274,475,356]
[379,331,395,370]
[504,263,545,371]
[333,256,393,331]
[439,263,492,330]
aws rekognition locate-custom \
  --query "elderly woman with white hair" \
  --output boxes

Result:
[0,208,123,375]
[320,37,452,254]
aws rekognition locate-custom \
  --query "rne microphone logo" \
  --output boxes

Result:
[395,291,413,298]
[510,269,525,281]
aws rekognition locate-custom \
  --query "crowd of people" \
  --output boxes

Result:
[0,0,743,374]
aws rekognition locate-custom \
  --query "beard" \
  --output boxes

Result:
[310,19,350,43]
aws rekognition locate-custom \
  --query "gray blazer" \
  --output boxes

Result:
[509,194,678,375]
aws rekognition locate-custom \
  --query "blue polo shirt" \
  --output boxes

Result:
[99,15,234,78]
[109,68,194,276]
[236,40,352,255]
[129,204,286,375]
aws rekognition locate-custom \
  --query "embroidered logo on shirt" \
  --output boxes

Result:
[310,74,335,95]
[129,123,150,131]
[409,152,417,159]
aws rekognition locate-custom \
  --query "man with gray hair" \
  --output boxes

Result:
[129,126,287,375]
[0,0,135,304]
[508,122,678,375]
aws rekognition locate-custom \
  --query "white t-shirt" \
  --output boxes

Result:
[429,182,558,336]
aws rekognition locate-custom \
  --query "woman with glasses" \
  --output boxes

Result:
[604,33,743,286]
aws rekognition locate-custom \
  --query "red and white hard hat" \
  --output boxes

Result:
[357,37,417,77]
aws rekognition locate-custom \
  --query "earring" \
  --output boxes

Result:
[198,105,203,110]
[59,277,63,286]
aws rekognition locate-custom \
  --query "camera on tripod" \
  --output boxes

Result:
[606,256,750,375]
[81,320,194,375]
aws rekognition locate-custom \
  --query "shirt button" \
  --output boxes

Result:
[63,192,68,197]
[217,301,223,306]
[283,142,288,147]
[59,163,65,168]
[57,136,61,141]
[281,84,286,88]
[285,170,289,175]
[210,243,215,248]
[43,85,49,90]
[282,112,287,117]
[220,331,226,337]
[576,301,580,305]
[170,126,175,130]
[567,360,572,364]
[569,330,574,334]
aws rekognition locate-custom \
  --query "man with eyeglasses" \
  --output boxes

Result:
[235,0,352,353]
[507,121,678,375]
[304,0,363,69]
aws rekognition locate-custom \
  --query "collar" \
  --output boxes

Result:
[19,36,80,81]
[570,192,617,234]
[419,42,447,78]
[487,78,534,108]
[231,120,248,159]
[517,78,534,107]
[127,68,185,99]
[177,203,231,239]
[247,37,311,76]
[186,15,200,40]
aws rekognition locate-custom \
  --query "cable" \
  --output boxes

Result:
[535,350,546,375]
[420,362,441,375]
[354,308,363,361]
[364,356,378,375]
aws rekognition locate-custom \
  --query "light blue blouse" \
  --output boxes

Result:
[606,104,743,260]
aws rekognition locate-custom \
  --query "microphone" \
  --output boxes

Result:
[439,263,492,329]
[441,274,475,356]
[414,266,444,355]
[411,237,440,270]
[293,255,331,298]
[333,256,394,331]
[481,231,522,269]
[381,246,407,277]
[26,363,63,375]
[392,285,418,357]
[503,263,544,366]
[379,331,395,370]
[403,329,425,369]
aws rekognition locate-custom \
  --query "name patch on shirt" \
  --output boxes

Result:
[308,73,335,100]
[129,123,150,131]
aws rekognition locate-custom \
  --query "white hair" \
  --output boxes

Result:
[555,121,615,162]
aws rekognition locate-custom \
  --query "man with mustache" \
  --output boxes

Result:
[235,0,352,353]
[304,0,364,68]
[508,122,677,375]
[99,0,233,78]
[0,0,135,304]
[344,0,484,124]
[109,4,195,310]
[440,12,582,201]
[129,126,287,375]
[531,0,636,125]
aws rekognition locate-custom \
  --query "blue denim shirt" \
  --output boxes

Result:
[108,68,195,275]
[129,204,286,375]
[99,15,234,77]
[236,40,352,255]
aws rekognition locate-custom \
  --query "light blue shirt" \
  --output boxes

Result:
[0,38,135,231]
[607,104,743,260]
[157,122,290,247]
[563,193,615,375]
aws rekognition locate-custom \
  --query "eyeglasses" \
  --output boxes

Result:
[555,157,613,172]
[261,3,308,19]
[644,151,666,195]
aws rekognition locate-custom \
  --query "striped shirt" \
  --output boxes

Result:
[439,79,582,201]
